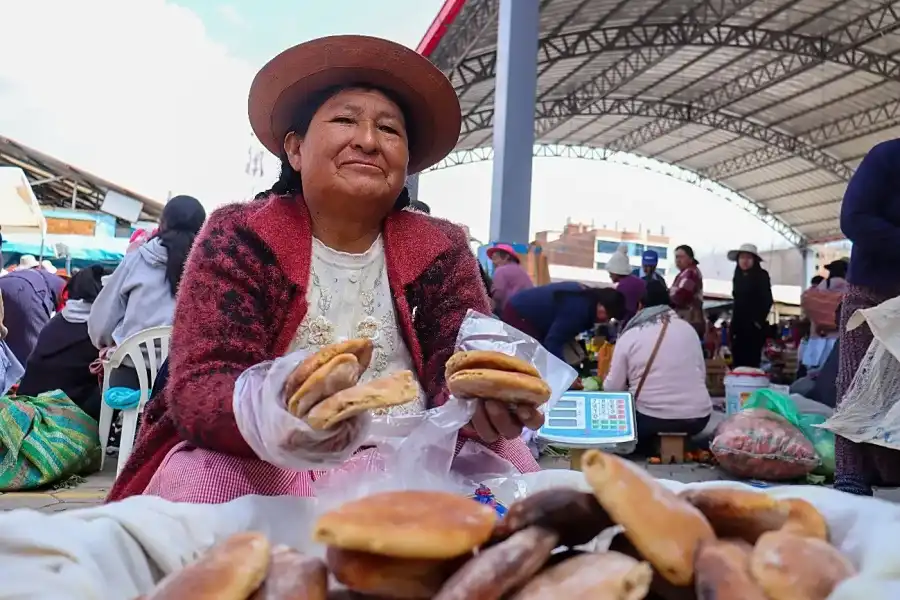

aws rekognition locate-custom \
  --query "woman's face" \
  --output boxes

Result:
[285,87,409,218]
[738,253,755,271]
[490,251,511,267]
[674,248,691,271]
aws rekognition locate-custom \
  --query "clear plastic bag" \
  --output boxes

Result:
[313,309,577,511]
[233,349,371,472]
[710,408,820,481]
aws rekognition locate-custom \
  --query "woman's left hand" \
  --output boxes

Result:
[470,399,545,443]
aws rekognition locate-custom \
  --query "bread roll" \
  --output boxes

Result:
[285,338,373,395]
[490,488,613,548]
[305,371,418,430]
[446,350,541,379]
[313,490,496,559]
[145,532,270,600]
[249,545,327,600]
[327,547,462,599]
[433,526,559,600]
[287,354,361,418]
[694,539,767,600]
[750,530,855,600]
[582,450,715,587]
[679,488,789,543]
[513,551,652,600]
[447,369,551,405]
[779,497,829,541]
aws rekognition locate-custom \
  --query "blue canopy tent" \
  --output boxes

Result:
[2,233,128,271]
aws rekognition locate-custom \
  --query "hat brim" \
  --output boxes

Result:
[486,246,520,262]
[249,35,461,175]
[727,249,762,262]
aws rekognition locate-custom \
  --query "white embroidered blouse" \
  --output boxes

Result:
[287,236,427,416]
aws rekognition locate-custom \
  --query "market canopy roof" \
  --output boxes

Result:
[0,135,164,222]
[418,0,900,246]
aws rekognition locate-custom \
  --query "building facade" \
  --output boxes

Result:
[536,222,672,276]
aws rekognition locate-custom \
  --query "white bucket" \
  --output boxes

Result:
[724,368,770,415]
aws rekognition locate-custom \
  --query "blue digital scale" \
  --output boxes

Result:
[537,392,637,447]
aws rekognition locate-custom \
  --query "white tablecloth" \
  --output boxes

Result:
[1,473,899,599]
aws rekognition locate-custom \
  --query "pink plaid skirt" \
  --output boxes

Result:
[144,435,539,504]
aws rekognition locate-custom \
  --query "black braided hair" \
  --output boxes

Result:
[254,83,412,211]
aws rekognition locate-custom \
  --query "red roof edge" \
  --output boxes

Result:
[417,0,469,56]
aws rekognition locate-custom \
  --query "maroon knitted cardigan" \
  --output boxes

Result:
[107,194,491,501]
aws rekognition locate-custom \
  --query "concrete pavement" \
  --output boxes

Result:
[2,453,898,513]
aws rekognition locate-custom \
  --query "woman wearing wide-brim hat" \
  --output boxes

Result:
[486,243,534,315]
[727,243,773,368]
[108,35,542,503]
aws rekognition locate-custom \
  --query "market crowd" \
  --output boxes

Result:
[0,31,896,501]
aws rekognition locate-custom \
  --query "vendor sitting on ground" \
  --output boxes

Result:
[501,282,625,363]
[106,35,543,504]
[603,280,712,455]
[17,266,108,421]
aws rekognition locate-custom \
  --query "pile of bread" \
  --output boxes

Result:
[141,449,855,599]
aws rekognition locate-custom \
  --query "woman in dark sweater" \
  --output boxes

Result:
[728,244,773,368]
[835,138,900,496]
[18,265,107,420]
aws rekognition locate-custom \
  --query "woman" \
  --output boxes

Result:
[487,243,533,315]
[834,138,900,496]
[17,266,107,420]
[502,282,625,362]
[728,243,773,368]
[800,259,847,373]
[0,258,66,365]
[605,245,646,324]
[669,244,705,338]
[604,280,711,454]
[88,195,206,389]
[107,35,542,503]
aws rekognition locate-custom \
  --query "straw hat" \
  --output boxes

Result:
[727,243,763,262]
[18,255,39,269]
[248,35,461,174]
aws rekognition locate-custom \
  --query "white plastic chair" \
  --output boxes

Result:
[98,325,172,477]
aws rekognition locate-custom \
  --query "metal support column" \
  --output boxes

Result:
[489,0,539,245]
[406,174,419,202]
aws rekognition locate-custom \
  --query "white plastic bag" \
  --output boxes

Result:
[232,349,370,472]
[821,295,900,450]
[313,309,577,511]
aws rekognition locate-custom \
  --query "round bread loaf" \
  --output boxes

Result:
[447,369,551,405]
[313,490,496,559]
[445,350,541,379]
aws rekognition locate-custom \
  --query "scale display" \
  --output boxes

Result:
[537,392,636,447]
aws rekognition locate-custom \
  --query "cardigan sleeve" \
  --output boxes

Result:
[165,206,283,458]
[417,224,492,407]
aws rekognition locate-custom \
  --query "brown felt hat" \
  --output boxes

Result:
[248,35,462,174]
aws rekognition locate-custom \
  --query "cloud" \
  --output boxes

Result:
[0,0,273,211]
[217,4,246,28]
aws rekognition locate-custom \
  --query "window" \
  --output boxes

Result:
[657,268,667,277]
[626,243,645,257]
[595,261,606,270]
[647,245,668,259]
[596,240,619,254]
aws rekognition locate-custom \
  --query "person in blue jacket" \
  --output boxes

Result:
[640,250,667,287]
[835,137,900,496]
[501,282,626,361]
